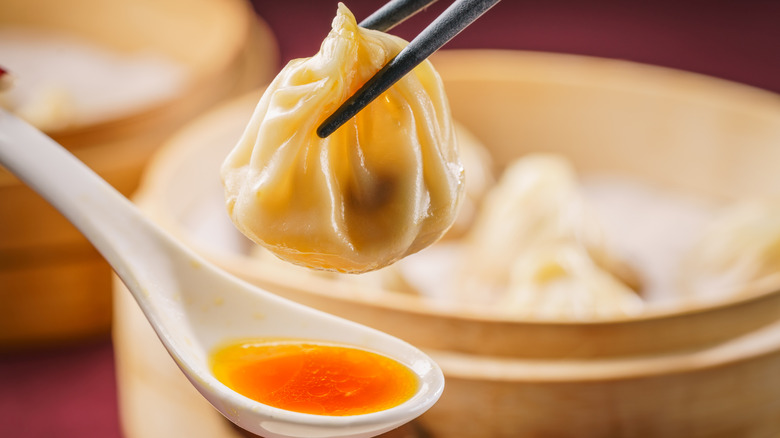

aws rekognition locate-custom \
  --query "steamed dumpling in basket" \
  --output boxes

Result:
[503,243,643,319]
[457,153,643,319]
[680,199,780,301]
[221,4,464,274]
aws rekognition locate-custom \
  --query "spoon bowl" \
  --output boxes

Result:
[0,108,444,438]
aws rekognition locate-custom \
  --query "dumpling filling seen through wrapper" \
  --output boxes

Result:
[221,4,464,273]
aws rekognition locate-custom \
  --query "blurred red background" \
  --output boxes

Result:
[253,0,780,94]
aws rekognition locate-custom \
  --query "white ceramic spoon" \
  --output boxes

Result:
[0,108,444,438]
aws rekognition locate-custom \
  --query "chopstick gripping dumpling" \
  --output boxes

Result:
[221,4,464,273]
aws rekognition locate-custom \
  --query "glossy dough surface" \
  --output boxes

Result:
[221,5,463,273]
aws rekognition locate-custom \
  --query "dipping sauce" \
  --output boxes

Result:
[210,340,419,416]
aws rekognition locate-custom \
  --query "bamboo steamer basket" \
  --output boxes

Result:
[114,50,780,437]
[0,0,279,348]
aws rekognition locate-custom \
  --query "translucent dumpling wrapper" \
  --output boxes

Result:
[221,4,463,273]
[680,199,780,301]
[442,122,495,239]
[457,153,641,312]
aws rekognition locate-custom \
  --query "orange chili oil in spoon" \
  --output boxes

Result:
[210,340,419,416]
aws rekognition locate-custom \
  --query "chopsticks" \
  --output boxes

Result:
[359,0,439,32]
[316,0,501,138]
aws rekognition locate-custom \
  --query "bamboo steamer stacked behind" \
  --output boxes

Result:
[115,51,780,437]
[0,0,279,348]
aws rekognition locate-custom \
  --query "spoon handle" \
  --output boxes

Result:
[0,109,165,296]
[0,110,446,438]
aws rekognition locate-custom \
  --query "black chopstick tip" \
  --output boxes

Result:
[316,118,339,138]
[317,105,357,138]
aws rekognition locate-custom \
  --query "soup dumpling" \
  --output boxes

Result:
[504,243,643,319]
[221,4,464,273]
[457,154,641,314]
